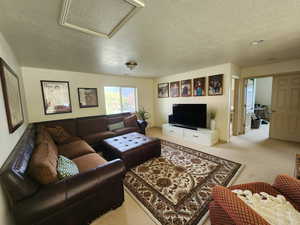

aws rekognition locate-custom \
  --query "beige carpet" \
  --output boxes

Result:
[91,125,300,225]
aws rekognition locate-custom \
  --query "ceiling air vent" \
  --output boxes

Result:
[60,0,145,39]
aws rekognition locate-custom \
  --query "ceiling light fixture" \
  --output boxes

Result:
[251,40,265,46]
[125,61,138,70]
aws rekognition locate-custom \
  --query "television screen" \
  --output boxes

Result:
[171,104,207,128]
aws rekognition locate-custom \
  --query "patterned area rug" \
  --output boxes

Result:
[124,140,242,225]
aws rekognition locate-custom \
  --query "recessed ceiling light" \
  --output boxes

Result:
[250,40,265,46]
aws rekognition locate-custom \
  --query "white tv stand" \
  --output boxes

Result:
[162,124,219,147]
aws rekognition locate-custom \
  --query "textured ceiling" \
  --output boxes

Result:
[1,0,300,77]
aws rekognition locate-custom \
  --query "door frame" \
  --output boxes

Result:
[231,77,240,136]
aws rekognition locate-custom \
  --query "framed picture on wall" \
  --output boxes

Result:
[158,83,169,98]
[193,77,206,96]
[41,80,72,115]
[0,58,24,133]
[208,74,224,96]
[78,88,98,108]
[170,81,180,97]
[181,79,192,97]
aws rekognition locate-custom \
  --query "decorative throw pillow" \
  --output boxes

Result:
[232,189,300,225]
[46,126,73,145]
[123,115,138,127]
[57,155,79,179]
[108,121,125,131]
[29,142,58,185]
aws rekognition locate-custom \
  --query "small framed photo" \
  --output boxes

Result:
[0,58,24,133]
[158,83,169,98]
[208,74,224,96]
[78,88,98,108]
[170,81,180,97]
[41,80,72,115]
[193,77,206,96]
[181,79,192,97]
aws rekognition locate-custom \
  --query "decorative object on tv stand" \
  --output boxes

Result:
[181,79,192,97]
[210,112,216,130]
[78,88,98,108]
[137,107,150,128]
[208,74,224,96]
[170,81,180,97]
[158,83,169,98]
[193,77,206,96]
[41,80,72,115]
[0,58,24,133]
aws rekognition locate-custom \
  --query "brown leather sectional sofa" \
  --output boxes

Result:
[0,113,147,225]
[37,113,147,151]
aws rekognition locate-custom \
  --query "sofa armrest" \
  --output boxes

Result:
[273,174,300,208]
[137,120,147,134]
[212,185,270,225]
[13,159,125,225]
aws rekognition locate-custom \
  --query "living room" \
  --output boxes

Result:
[1,1,300,225]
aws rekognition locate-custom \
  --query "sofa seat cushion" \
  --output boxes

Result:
[58,140,95,159]
[114,127,140,136]
[29,142,58,185]
[83,131,116,145]
[72,153,107,173]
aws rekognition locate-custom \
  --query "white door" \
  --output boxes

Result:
[270,74,300,142]
[244,79,255,133]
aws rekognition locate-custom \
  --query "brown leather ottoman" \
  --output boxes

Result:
[103,132,161,170]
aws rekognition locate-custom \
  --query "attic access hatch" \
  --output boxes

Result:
[60,0,145,39]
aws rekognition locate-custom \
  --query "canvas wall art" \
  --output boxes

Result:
[158,83,169,98]
[78,88,98,108]
[0,58,24,133]
[170,81,180,97]
[208,74,224,96]
[193,77,206,96]
[41,80,72,115]
[181,79,192,97]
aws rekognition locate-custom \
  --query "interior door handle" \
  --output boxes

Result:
[272,110,276,113]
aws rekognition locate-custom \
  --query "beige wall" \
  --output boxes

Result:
[154,63,236,142]
[241,58,300,77]
[22,67,155,126]
[0,33,28,225]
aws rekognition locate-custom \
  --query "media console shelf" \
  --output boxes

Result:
[162,123,219,147]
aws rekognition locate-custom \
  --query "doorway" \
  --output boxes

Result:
[243,77,273,138]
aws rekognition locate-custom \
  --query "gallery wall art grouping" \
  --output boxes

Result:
[41,80,99,115]
[158,74,224,98]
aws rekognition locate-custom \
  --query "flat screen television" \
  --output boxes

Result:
[169,104,207,129]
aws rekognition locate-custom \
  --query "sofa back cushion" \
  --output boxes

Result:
[46,125,73,145]
[29,142,58,185]
[124,115,138,127]
[77,116,108,136]
[36,126,53,145]
[36,119,77,136]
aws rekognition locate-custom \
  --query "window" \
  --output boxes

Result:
[104,86,137,114]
